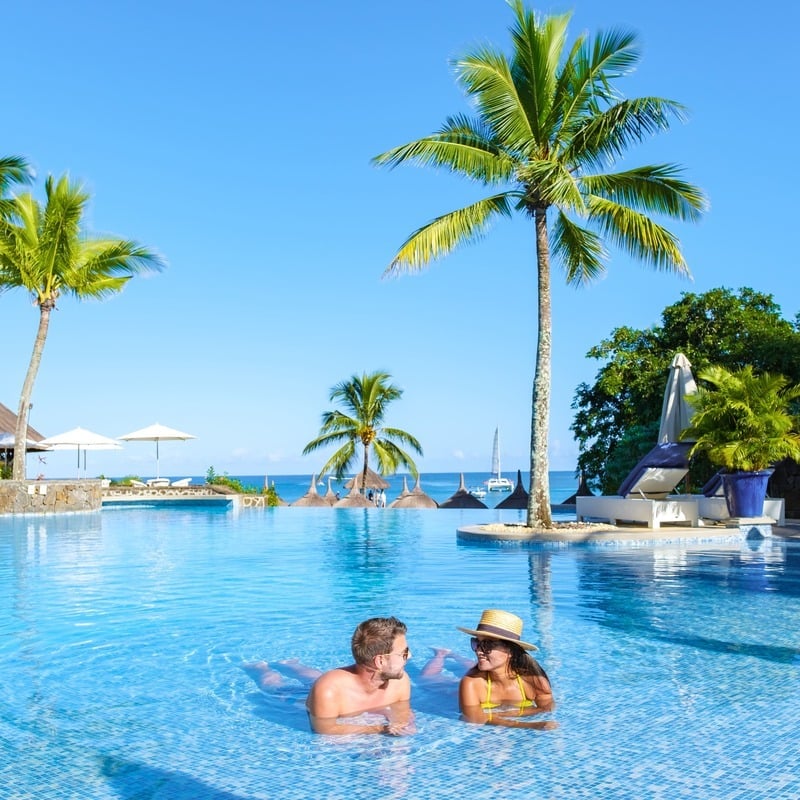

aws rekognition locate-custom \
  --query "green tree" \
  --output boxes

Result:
[373,2,705,527]
[302,371,422,490]
[0,174,164,479]
[572,288,800,492]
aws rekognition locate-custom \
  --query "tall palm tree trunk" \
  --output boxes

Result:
[528,208,553,527]
[12,304,52,480]
[361,444,370,496]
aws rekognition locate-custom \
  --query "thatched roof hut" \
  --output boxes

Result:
[291,474,330,507]
[495,469,529,509]
[0,402,45,441]
[391,476,438,509]
[345,467,390,491]
[439,473,488,509]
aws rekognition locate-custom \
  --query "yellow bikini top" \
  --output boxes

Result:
[480,674,535,710]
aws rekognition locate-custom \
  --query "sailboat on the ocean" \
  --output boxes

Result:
[485,427,513,492]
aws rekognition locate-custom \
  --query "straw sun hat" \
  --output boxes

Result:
[457,609,538,651]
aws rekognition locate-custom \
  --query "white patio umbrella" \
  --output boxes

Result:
[37,426,122,477]
[118,423,196,478]
[658,353,698,444]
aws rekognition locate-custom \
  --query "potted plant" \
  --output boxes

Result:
[680,365,800,517]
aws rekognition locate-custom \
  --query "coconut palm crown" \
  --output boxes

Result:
[0,174,164,479]
[373,2,707,526]
[303,371,422,489]
[681,365,800,472]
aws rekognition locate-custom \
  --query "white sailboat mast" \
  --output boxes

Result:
[492,427,501,479]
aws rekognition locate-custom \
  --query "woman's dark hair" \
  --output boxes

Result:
[507,642,550,683]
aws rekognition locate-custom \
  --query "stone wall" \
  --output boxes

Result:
[0,480,102,515]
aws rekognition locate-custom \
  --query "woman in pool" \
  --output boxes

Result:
[455,609,556,729]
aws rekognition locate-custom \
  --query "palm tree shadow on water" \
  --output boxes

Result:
[99,755,248,800]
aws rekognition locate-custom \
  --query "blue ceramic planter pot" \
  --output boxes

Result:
[721,470,772,517]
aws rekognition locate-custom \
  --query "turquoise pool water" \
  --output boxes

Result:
[2,507,799,799]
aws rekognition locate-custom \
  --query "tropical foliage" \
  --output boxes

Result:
[302,371,422,489]
[571,288,800,492]
[373,2,705,526]
[0,174,164,479]
[680,365,800,472]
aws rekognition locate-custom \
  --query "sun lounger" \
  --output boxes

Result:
[171,478,192,487]
[146,478,170,488]
[576,443,699,529]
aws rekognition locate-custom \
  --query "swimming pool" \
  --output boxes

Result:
[2,507,798,799]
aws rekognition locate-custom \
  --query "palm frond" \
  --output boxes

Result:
[565,97,687,168]
[508,4,570,144]
[552,211,607,286]
[385,193,515,274]
[0,156,33,194]
[373,116,513,183]
[587,195,691,273]
[455,47,536,152]
[315,440,358,480]
[515,160,584,209]
[582,165,708,221]
[379,427,423,455]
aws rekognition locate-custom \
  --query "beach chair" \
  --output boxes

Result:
[576,443,699,529]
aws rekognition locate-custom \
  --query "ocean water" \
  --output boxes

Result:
[1,508,798,799]
[176,470,579,507]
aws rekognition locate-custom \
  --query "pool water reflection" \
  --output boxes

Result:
[1,508,799,799]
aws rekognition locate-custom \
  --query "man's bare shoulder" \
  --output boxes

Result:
[306,666,356,708]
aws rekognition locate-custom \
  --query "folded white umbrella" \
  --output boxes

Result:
[118,423,196,478]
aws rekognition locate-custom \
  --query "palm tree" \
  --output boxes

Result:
[303,371,422,491]
[0,174,165,479]
[373,3,706,527]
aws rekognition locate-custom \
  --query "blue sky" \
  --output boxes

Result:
[3,0,798,480]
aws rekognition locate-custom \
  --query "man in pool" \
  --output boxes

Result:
[305,616,416,736]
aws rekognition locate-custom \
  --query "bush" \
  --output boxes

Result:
[205,466,258,495]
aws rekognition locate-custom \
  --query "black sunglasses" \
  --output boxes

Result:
[470,637,507,654]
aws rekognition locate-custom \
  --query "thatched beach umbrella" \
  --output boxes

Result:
[562,470,594,505]
[495,469,529,509]
[392,476,438,508]
[323,476,339,506]
[345,467,390,492]
[334,484,373,507]
[439,473,488,509]
[291,474,330,507]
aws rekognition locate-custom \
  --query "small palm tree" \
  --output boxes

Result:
[682,365,800,472]
[303,371,422,491]
[0,174,164,479]
[373,2,706,527]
